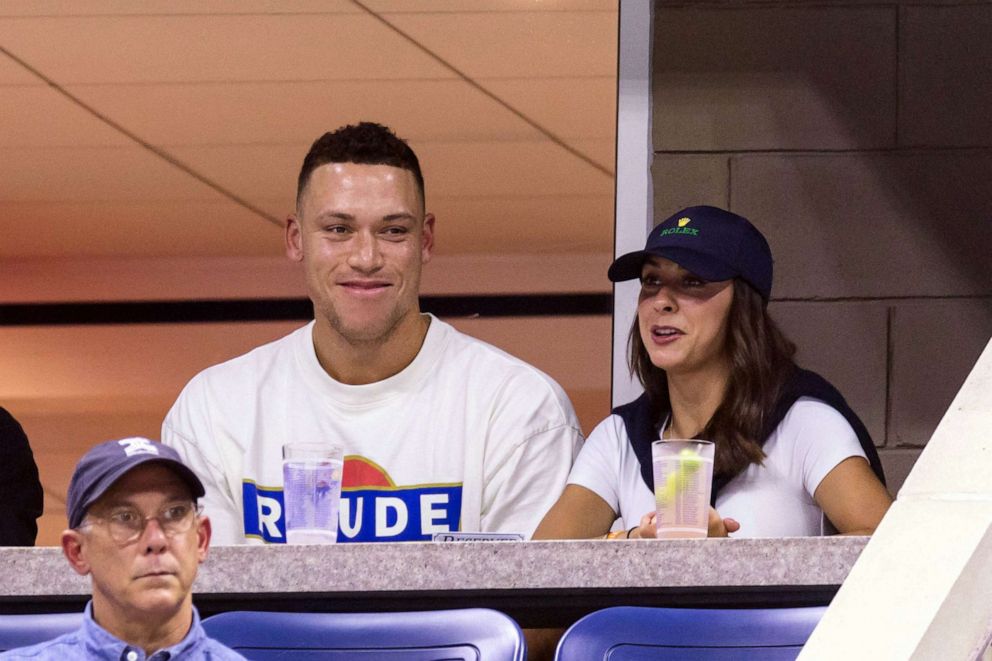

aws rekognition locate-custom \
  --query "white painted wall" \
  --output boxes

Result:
[612,0,654,407]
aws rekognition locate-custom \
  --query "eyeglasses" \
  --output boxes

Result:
[81,502,203,544]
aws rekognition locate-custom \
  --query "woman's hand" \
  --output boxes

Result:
[629,508,740,539]
[708,507,740,537]
[628,511,657,539]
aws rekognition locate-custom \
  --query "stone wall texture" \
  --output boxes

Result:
[652,3,992,496]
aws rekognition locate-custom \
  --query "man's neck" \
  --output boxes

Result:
[313,313,431,385]
[92,597,192,655]
[665,360,730,439]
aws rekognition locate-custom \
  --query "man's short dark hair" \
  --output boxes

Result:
[296,122,425,209]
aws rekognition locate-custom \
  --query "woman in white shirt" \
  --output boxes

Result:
[535,206,892,540]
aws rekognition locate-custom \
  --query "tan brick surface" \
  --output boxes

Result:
[889,299,992,446]
[901,6,992,147]
[769,301,888,444]
[652,154,729,219]
[653,7,896,150]
[731,152,992,299]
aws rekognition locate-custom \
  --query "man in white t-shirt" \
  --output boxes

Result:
[162,122,582,545]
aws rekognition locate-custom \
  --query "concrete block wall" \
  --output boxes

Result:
[652,3,992,497]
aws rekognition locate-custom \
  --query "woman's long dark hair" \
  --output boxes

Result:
[629,280,797,480]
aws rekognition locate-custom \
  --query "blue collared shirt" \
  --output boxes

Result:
[0,602,246,661]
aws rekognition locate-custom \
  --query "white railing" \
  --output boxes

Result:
[801,336,992,660]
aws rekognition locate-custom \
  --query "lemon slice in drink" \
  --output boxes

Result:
[656,448,703,504]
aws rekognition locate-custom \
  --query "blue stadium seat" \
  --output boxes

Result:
[202,608,526,660]
[0,612,84,652]
[555,606,826,661]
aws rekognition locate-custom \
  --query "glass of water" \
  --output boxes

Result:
[282,442,344,544]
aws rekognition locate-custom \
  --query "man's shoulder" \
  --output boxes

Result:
[435,320,577,413]
[163,323,310,433]
[439,320,557,381]
[0,631,82,659]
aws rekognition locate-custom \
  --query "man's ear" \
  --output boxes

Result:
[421,212,436,265]
[285,214,304,262]
[196,515,212,563]
[62,529,92,577]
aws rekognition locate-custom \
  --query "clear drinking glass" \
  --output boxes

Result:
[651,439,715,539]
[282,442,344,544]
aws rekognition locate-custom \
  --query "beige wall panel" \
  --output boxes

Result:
[889,298,992,447]
[0,323,302,405]
[559,139,616,176]
[0,146,227,203]
[387,11,618,79]
[170,140,614,216]
[0,52,40,84]
[429,194,614,255]
[566,388,612,440]
[769,301,888,445]
[67,79,544,147]
[36,505,66,548]
[653,7,895,151]
[369,1,614,11]
[419,140,615,199]
[0,87,127,148]
[446,315,612,434]
[652,154,729,217]
[484,78,618,140]
[415,254,615,296]
[0,200,281,258]
[901,6,992,147]
[0,14,448,84]
[446,315,611,394]
[0,1,356,16]
[164,144,301,207]
[730,152,992,299]
[2,253,610,303]
[877,447,923,500]
[447,315,613,435]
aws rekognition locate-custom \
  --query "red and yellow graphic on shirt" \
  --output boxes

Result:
[342,455,394,488]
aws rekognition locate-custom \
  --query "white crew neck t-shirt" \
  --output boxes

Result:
[163,315,582,544]
[567,397,868,537]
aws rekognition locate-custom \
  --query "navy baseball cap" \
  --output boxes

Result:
[608,205,774,300]
[66,438,205,529]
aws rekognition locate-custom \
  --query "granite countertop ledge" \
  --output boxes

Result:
[0,537,868,597]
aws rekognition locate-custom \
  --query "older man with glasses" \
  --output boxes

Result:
[0,438,245,660]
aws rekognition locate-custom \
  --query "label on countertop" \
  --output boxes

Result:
[432,532,524,542]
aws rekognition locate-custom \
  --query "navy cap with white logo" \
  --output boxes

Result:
[66,438,205,529]
[608,205,774,300]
